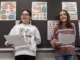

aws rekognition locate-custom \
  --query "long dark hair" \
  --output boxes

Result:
[58,10,72,28]
[19,9,31,24]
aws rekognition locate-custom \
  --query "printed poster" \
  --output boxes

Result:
[47,20,58,40]
[62,2,78,20]
[0,1,1,18]
[78,20,80,39]
[0,1,16,20]
[32,2,47,20]
[15,20,32,25]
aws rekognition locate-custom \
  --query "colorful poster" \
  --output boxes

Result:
[15,20,20,25]
[0,1,1,18]
[47,20,58,40]
[78,20,80,39]
[15,20,32,25]
[62,2,78,20]
[0,1,16,20]
[32,2,47,20]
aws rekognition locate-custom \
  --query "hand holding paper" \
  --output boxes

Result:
[4,35,27,47]
[6,42,14,47]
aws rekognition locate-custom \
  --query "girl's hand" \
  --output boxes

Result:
[6,43,14,47]
[56,42,62,46]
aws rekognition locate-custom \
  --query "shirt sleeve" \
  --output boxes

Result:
[51,25,58,40]
[34,26,41,45]
[73,23,76,36]
[9,25,17,35]
[4,25,17,46]
[50,25,58,48]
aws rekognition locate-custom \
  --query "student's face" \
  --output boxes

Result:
[21,11,31,24]
[60,11,67,23]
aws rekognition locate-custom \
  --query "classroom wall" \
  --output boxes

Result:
[0,0,80,48]
[0,0,80,60]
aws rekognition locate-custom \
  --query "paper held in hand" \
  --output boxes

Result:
[4,35,27,46]
[58,33,75,44]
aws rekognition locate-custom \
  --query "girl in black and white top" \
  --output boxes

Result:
[5,9,41,60]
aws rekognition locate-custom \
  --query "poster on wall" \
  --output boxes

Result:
[47,20,58,40]
[62,2,78,20]
[78,20,80,39]
[0,1,1,18]
[15,20,20,25]
[0,1,16,20]
[32,2,47,20]
[15,20,32,25]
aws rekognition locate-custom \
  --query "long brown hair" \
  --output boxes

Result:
[58,10,72,28]
[19,9,31,24]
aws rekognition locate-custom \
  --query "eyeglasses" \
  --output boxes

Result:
[21,14,30,16]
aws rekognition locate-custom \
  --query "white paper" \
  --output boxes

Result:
[58,33,75,44]
[4,35,27,46]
